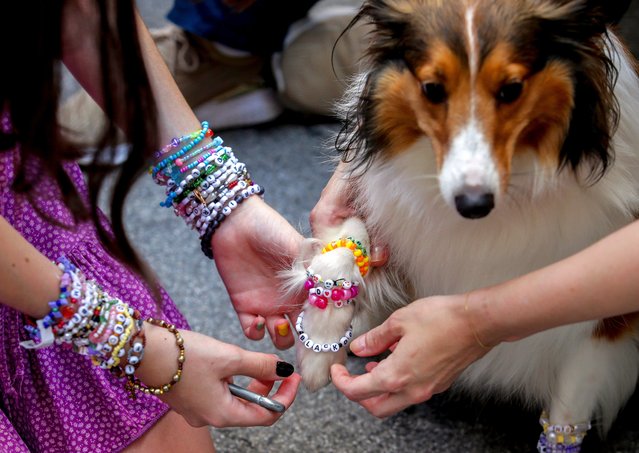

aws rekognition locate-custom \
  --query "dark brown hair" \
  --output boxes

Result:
[0,1,158,283]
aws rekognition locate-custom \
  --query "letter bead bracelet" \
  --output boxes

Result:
[150,121,264,259]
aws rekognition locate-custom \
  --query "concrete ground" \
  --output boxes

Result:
[124,1,639,452]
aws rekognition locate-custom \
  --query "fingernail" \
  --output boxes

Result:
[276,361,294,377]
[256,321,265,331]
[350,338,363,353]
[276,322,290,337]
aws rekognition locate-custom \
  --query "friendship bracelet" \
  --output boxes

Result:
[295,310,353,353]
[304,269,359,310]
[124,318,185,399]
[200,184,264,259]
[537,410,591,453]
[153,121,212,159]
[151,121,211,177]
[321,237,370,277]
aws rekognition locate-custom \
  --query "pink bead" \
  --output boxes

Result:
[331,289,344,301]
[316,296,328,310]
[175,158,184,167]
[309,294,318,306]
[304,279,314,290]
[351,286,359,297]
[343,288,352,300]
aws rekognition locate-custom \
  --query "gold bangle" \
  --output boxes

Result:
[464,293,493,350]
[125,318,186,400]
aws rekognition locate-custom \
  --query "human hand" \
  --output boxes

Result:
[310,164,389,266]
[330,296,492,417]
[139,324,301,428]
[211,197,304,349]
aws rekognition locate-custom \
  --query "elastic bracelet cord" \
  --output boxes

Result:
[124,318,185,399]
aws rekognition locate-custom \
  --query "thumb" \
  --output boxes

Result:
[350,319,401,357]
[236,351,295,381]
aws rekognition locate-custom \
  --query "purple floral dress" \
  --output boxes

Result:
[0,125,189,451]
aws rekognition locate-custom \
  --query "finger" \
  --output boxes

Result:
[246,378,275,396]
[235,350,295,381]
[359,391,416,418]
[349,320,402,356]
[228,374,301,423]
[266,316,294,350]
[238,312,266,341]
[330,363,388,401]
[370,244,389,267]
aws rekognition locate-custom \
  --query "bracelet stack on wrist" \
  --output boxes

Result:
[20,256,185,399]
[150,120,265,259]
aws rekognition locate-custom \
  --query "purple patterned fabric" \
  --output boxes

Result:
[0,129,189,451]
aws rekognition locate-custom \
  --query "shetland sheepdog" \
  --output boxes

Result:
[283,0,639,451]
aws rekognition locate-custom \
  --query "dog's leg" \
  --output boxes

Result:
[539,336,639,452]
[282,218,370,391]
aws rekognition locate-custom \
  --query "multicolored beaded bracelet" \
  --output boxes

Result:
[124,318,185,399]
[321,237,370,277]
[151,121,211,178]
[153,124,210,159]
[537,411,591,452]
[303,269,359,310]
[294,310,353,353]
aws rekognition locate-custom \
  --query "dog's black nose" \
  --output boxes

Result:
[454,192,494,219]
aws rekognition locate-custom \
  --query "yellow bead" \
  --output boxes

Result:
[354,249,362,257]
[340,239,347,247]
[346,241,354,249]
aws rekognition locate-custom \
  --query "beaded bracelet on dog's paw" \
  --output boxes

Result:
[321,237,370,277]
[304,269,359,309]
[295,311,353,353]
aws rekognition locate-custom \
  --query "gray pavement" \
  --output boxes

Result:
[125,1,639,452]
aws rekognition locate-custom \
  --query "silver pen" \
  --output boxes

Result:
[228,383,286,412]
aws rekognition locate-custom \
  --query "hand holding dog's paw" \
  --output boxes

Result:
[331,296,492,418]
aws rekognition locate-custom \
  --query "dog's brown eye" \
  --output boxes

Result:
[497,81,523,104]
[422,82,447,104]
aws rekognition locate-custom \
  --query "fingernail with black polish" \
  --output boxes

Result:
[276,361,294,377]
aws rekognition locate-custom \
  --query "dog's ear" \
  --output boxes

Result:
[355,0,411,61]
[536,0,631,28]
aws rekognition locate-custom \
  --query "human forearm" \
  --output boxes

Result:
[470,220,639,345]
[0,216,61,318]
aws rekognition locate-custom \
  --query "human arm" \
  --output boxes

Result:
[0,215,300,426]
[331,219,639,417]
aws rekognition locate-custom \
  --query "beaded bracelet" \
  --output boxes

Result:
[124,318,185,399]
[153,122,212,160]
[200,184,264,259]
[537,411,591,453]
[151,121,211,178]
[304,269,359,310]
[295,310,353,353]
[321,237,370,277]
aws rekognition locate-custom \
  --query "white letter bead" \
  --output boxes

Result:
[340,337,350,346]
[114,324,124,335]
[133,342,144,353]
[312,344,322,352]
[347,330,353,338]
[331,343,340,352]
[299,333,308,342]
[304,339,315,349]
[321,343,330,352]
[129,356,139,365]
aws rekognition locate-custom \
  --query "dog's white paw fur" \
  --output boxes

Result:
[281,218,369,391]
